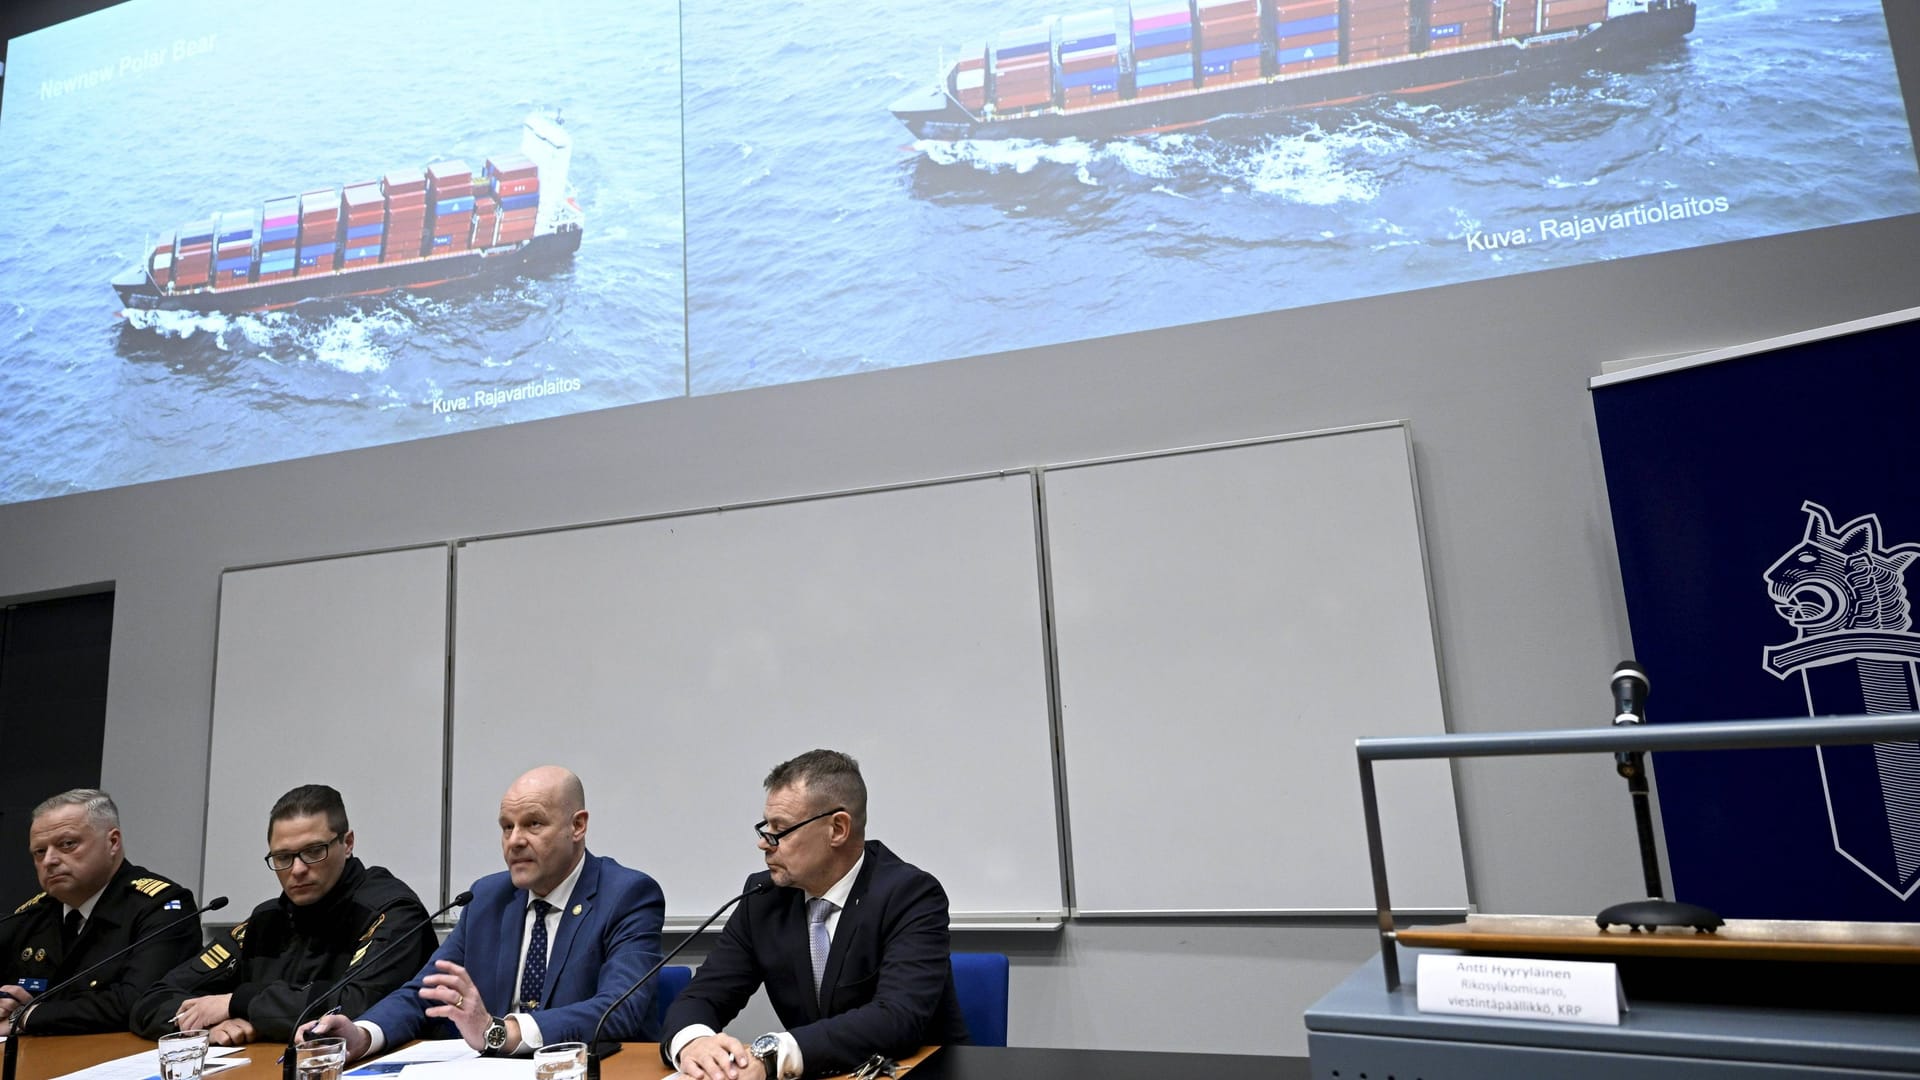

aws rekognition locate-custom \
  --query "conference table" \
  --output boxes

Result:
[8,1035,1308,1080]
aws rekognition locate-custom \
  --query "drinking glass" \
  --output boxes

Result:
[157,1029,209,1080]
[295,1036,348,1080]
[533,1041,588,1080]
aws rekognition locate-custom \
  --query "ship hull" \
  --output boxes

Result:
[113,224,581,315]
[895,5,1693,141]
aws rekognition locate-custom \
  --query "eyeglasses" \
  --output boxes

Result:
[754,807,844,848]
[264,834,342,870]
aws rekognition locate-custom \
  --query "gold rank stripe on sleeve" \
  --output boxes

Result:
[350,943,370,967]
[13,892,45,914]
[198,942,233,970]
[358,913,386,944]
[129,878,173,897]
[231,920,248,943]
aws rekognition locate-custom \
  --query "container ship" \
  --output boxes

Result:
[890,0,1696,141]
[113,113,582,315]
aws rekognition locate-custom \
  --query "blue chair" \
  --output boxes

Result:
[650,964,694,1034]
[949,952,1009,1047]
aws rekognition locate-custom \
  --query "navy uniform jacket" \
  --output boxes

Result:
[662,840,969,1077]
[358,851,665,1046]
[1,860,201,1034]
[130,858,437,1041]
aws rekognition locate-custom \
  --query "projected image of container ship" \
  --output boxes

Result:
[891,0,1695,141]
[112,113,582,315]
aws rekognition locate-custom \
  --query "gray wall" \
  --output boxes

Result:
[5,198,1920,1054]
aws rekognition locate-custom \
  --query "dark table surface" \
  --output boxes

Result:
[906,1044,1310,1080]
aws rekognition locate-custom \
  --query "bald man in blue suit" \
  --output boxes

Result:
[306,766,664,1059]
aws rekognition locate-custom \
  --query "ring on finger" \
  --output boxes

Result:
[453,994,464,1008]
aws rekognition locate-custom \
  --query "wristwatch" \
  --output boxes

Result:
[482,1016,510,1055]
[750,1033,781,1079]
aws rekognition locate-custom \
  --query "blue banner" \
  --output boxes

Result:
[1593,311,1920,921]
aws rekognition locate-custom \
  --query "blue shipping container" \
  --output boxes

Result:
[1061,32,1117,52]
[1061,66,1120,87]
[996,38,1050,60]
[299,241,337,258]
[499,194,540,212]
[347,223,384,241]
[1274,13,1339,37]
[1134,26,1193,49]
[1201,41,1261,64]
[1136,64,1193,87]
[1429,22,1460,37]
[344,244,381,260]
[215,256,250,272]
[1136,51,1195,73]
[434,196,476,215]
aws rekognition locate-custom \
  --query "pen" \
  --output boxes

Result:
[277,1006,342,1062]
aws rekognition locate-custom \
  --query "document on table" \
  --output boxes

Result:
[344,1040,480,1077]
[52,1044,249,1080]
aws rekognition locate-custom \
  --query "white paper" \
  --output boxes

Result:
[1416,952,1626,1026]
[346,1041,481,1077]
[395,1060,532,1080]
[52,1044,251,1080]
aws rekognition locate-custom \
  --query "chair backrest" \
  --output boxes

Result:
[651,964,694,1034]
[949,952,1009,1047]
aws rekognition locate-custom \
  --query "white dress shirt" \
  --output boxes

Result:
[669,853,866,1080]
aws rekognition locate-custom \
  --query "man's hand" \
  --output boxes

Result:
[420,960,495,1051]
[299,1013,371,1062]
[676,1033,765,1080]
[0,984,32,1023]
[174,993,233,1032]
[208,1017,255,1046]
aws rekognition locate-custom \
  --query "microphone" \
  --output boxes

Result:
[4,896,227,1080]
[593,881,771,1080]
[284,891,472,1080]
[1611,661,1649,726]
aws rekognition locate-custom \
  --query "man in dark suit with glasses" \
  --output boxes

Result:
[664,749,968,1080]
[132,784,435,1045]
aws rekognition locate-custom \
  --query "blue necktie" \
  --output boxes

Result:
[519,899,554,1010]
[807,897,834,1007]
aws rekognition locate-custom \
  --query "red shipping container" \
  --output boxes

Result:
[1500,0,1541,33]
[1197,0,1258,17]
[1135,41,1193,61]
[1274,0,1339,17]
[383,169,427,195]
[1201,16,1261,45]
[494,178,540,197]
[1277,28,1339,48]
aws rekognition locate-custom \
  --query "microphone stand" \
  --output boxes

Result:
[283,891,472,1080]
[588,882,769,1080]
[1595,662,1723,933]
[3,895,229,1080]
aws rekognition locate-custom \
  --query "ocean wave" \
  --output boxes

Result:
[122,305,408,375]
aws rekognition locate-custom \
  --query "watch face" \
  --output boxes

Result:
[751,1034,780,1057]
[485,1019,508,1049]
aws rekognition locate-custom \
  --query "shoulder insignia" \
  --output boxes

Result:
[231,920,248,943]
[13,892,45,914]
[357,912,386,944]
[197,942,234,970]
[350,942,370,967]
[129,877,173,898]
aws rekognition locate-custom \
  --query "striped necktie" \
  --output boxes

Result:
[807,897,834,1007]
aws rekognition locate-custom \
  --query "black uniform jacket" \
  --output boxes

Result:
[131,858,436,1042]
[1,860,201,1034]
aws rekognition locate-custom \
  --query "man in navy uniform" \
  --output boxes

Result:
[0,789,200,1035]
[131,784,437,1045]
[306,766,665,1059]
[664,749,968,1080]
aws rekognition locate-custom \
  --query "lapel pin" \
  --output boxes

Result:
[19,947,30,961]
[571,904,582,916]
[35,948,47,962]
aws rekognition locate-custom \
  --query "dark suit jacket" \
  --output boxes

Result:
[357,851,664,1046]
[1,860,200,1034]
[662,840,968,1077]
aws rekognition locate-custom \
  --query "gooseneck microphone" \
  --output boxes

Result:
[588,881,771,1080]
[284,891,473,1080]
[1611,660,1649,772]
[3,896,229,1080]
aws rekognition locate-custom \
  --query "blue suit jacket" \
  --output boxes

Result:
[662,840,967,1076]
[359,851,665,1046]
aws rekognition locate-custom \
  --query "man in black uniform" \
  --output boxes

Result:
[132,785,437,1046]
[0,789,200,1035]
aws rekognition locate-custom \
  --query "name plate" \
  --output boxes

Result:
[1416,953,1626,1026]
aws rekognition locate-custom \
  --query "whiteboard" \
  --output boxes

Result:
[449,474,1064,924]
[1044,424,1468,914]
[206,547,450,912]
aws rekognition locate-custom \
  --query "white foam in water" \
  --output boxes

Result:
[124,308,233,339]
[302,309,406,375]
